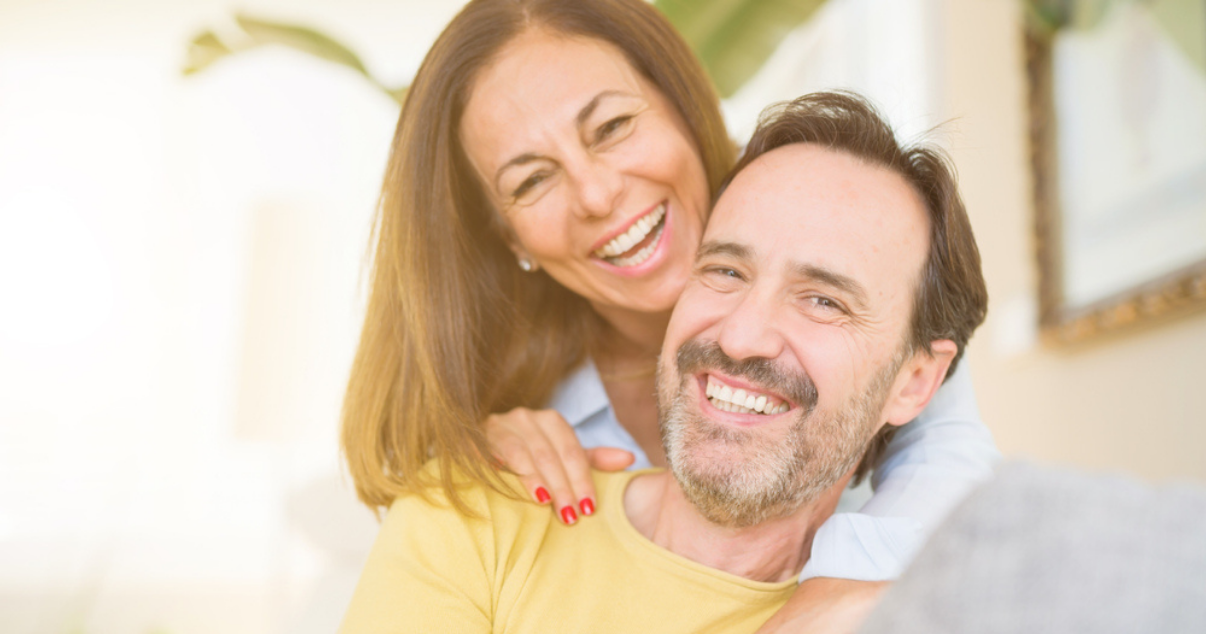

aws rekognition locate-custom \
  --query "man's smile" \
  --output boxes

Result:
[703,373,791,415]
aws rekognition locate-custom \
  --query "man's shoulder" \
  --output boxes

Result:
[397,460,635,508]
[387,459,530,522]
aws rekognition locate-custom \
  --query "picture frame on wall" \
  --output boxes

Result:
[1024,0,1206,344]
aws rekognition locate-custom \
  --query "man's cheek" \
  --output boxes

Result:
[673,283,740,332]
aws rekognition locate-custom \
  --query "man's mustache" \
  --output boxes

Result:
[673,340,818,415]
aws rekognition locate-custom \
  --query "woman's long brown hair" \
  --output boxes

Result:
[341,0,735,513]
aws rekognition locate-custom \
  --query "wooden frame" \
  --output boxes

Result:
[1024,19,1206,345]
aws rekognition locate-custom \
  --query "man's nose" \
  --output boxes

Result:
[568,156,623,219]
[715,289,785,364]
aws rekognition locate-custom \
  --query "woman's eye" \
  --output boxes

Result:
[595,115,634,143]
[512,172,547,199]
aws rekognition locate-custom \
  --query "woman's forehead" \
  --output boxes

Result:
[459,31,660,165]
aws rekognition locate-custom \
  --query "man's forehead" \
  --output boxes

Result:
[705,143,930,293]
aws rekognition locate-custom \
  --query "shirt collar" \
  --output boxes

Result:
[546,358,610,427]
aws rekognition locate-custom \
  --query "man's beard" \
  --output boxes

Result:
[658,340,905,528]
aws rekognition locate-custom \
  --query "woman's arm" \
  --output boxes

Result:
[802,361,1000,581]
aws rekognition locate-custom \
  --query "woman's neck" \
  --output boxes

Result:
[589,303,670,467]
[589,303,670,366]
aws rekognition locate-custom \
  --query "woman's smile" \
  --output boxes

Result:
[591,201,666,265]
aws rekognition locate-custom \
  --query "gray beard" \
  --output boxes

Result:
[659,341,904,528]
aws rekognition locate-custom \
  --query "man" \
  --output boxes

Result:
[340,91,988,633]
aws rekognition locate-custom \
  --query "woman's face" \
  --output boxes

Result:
[460,30,711,316]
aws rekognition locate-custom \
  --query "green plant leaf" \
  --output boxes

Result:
[1024,0,1205,75]
[234,14,370,76]
[655,0,828,97]
[1149,0,1206,74]
[386,85,410,105]
[183,30,233,75]
[181,15,407,105]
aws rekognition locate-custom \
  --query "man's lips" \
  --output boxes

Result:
[701,372,792,416]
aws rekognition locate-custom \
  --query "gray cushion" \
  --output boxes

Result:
[860,461,1206,633]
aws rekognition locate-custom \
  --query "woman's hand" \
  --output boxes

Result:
[485,407,635,525]
[754,578,889,634]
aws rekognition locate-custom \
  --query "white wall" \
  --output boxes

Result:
[0,2,462,632]
[935,0,1206,482]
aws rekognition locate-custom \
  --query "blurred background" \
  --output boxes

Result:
[1,0,1202,632]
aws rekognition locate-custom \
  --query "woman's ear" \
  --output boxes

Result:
[495,215,540,273]
[507,244,540,273]
[882,339,957,427]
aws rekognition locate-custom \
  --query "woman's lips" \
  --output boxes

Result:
[591,201,674,276]
[593,202,667,265]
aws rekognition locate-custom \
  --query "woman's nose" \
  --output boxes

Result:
[569,157,623,219]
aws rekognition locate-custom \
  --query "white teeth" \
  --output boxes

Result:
[595,204,667,260]
[704,376,789,416]
[609,228,661,267]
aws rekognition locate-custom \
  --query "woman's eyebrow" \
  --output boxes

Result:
[576,89,638,127]
[495,153,544,190]
[494,90,642,189]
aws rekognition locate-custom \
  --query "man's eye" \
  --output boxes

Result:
[808,296,844,312]
[596,115,634,142]
[704,266,743,280]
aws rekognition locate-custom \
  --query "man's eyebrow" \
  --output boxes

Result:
[790,262,869,309]
[696,241,752,262]
[493,90,636,190]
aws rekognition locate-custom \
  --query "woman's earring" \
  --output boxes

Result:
[518,257,536,272]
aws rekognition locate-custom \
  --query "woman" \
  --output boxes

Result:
[342,0,996,626]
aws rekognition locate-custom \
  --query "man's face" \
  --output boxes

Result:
[657,143,932,527]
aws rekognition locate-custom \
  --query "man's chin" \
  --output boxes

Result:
[664,410,808,527]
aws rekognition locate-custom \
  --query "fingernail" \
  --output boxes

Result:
[579,498,595,516]
[535,487,551,504]
[560,506,577,525]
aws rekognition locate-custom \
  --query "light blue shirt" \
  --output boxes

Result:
[545,359,1000,581]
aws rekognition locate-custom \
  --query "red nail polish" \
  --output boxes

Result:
[560,506,577,525]
[579,498,595,516]
[535,487,551,503]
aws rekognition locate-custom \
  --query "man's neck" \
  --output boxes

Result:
[623,471,847,583]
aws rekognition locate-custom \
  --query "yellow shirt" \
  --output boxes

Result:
[340,468,796,633]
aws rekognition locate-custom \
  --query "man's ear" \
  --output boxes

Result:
[882,339,957,427]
